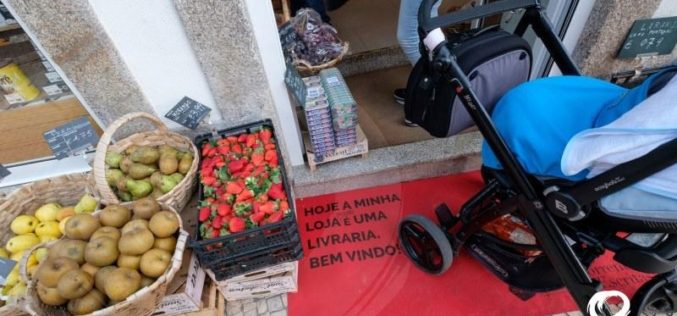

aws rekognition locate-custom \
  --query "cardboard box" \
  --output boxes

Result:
[153,251,207,316]
[207,262,298,301]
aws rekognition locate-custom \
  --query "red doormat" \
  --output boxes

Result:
[288,172,652,316]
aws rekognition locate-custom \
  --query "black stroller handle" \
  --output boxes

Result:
[418,0,542,33]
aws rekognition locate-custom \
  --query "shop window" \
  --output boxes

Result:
[0,1,102,166]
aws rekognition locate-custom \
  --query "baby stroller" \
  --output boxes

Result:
[398,0,677,315]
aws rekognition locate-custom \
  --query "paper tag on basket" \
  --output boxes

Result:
[165,96,211,130]
[43,117,100,160]
[0,163,10,182]
[0,258,16,286]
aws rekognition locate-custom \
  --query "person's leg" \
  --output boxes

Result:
[395,0,440,116]
[305,0,332,23]
[396,0,440,65]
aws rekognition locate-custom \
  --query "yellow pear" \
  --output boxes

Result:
[56,206,76,221]
[35,203,61,222]
[0,248,8,258]
[59,216,71,234]
[5,267,19,288]
[6,233,40,253]
[36,221,62,238]
[10,215,39,235]
[74,194,97,214]
[35,248,49,263]
[39,235,58,243]
[8,281,26,298]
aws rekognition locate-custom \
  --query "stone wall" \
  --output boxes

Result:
[573,0,676,79]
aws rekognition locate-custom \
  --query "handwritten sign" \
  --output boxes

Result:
[43,117,99,160]
[285,64,307,106]
[0,163,9,182]
[165,96,211,130]
[618,16,677,58]
[0,258,16,286]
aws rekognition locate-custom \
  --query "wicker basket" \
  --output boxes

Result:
[92,112,199,211]
[0,173,96,316]
[295,42,350,76]
[21,202,189,316]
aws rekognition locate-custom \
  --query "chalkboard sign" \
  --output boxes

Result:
[279,21,298,50]
[165,96,211,130]
[285,63,307,106]
[0,163,9,182]
[0,258,16,286]
[618,16,677,59]
[43,117,99,160]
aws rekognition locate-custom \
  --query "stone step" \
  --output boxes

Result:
[291,131,482,198]
[337,45,410,77]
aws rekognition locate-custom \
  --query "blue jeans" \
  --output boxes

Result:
[397,0,441,65]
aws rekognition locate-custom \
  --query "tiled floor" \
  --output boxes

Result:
[225,294,288,316]
[328,0,400,54]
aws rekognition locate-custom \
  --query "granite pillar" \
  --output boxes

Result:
[4,0,155,129]
[573,0,675,79]
[173,0,292,171]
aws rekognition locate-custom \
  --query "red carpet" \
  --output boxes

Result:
[289,172,651,316]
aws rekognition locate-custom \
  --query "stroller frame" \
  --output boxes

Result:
[402,0,677,314]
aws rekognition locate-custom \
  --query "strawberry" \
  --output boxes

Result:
[238,133,247,143]
[251,152,264,166]
[279,200,289,212]
[217,138,230,147]
[212,229,220,238]
[227,136,238,144]
[265,144,276,150]
[228,159,245,173]
[260,129,272,144]
[268,211,284,223]
[212,216,223,229]
[264,150,277,162]
[229,217,246,233]
[246,134,257,148]
[267,184,286,200]
[199,207,211,222]
[202,176,217,186]
[202,143,213,156]
[217,146,230,155]
[231,144,243,154]
[236,189,253,202]
[250,212,266,224]
[225,182,243,194]
[217,204,232,216]
[259,201,276,215]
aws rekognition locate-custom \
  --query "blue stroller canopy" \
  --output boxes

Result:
[482,69,677,218]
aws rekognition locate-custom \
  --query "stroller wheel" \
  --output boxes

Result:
[398,214,453,275]
[631,271,677,315]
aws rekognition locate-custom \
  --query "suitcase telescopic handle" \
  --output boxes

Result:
[418,0,542,33]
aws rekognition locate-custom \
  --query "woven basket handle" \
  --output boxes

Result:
[18,241,56,284]
[93,112,169,205]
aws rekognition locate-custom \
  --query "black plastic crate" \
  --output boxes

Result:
[189,119,303,272]
[209,243,303,280]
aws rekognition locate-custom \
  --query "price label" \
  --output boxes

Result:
[0,258,16,286]
[618,16,677,58]
[3,92,23,104]
[165,96,211,130]
[0,163,9,182]
[42,61,55,72]
[43,84,63,96]
[284,63,307,105]
[43,117,100,160]
[45,71,63,83]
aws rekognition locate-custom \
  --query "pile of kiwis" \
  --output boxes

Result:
[33,198,182,315]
